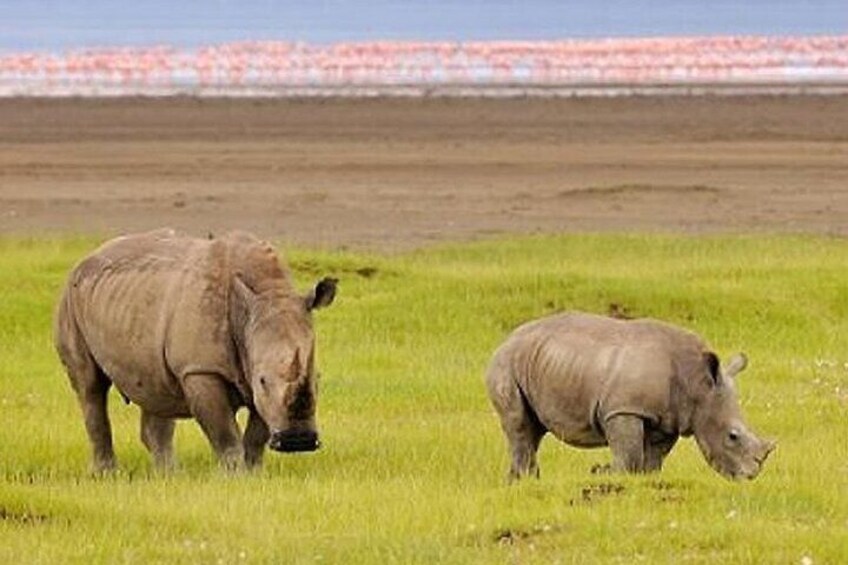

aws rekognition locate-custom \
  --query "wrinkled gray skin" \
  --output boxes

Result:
[486,312,775,481]
[54,229,337,471]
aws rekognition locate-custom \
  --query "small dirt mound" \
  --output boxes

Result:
[568,482,626,505]
[0,506,49,526]
[608,302,635,319]
[492,523,568,546]
[354,266,378,278]
[581,482,626,502]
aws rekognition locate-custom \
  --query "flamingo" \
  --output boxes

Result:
[1,35,847,95]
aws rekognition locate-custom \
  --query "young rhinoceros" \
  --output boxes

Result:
[55,229,337,471]
[486,312,775,481]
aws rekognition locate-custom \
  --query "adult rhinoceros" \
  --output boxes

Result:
[486,312,775,481]
[55,229,337,471]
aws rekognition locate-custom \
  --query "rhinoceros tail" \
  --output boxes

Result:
[515,376,545,433]
[54,283,106,395]
[54,285,82,372]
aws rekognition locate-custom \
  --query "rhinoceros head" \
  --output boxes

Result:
[692,352,775,480]
[233,275,337,453]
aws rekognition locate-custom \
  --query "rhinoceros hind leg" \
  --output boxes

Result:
[66,361,116,473]
[486,368,546,481]
[140,411,176,469]
[508,427,545,482]
[80,374,116,473]
[56,300,116,472]
[182,373,244,471]
[605,415,647,473]
[243,409,270,469]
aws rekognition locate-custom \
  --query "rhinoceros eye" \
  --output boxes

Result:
[728,430,740,442]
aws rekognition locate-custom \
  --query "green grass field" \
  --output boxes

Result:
[0,234,846,563]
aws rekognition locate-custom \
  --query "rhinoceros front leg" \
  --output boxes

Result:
[644,433,678,472]
[243,409,270,469]
[605,415,647,473]
[182,373,244,470]
[140,411,176,469]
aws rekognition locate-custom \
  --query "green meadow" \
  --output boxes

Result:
[0,234,846,563]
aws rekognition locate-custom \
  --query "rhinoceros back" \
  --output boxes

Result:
[498,312,707,445]
[58,230,237,415]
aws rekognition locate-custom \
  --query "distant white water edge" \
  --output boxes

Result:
[4,82,848,98]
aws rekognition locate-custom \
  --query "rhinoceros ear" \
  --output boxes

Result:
[723,353,748,380]
[703,352,721,386]
[232,274,259,315]
[305,277,338,311]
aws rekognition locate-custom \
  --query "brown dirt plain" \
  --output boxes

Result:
[0,96,845,249]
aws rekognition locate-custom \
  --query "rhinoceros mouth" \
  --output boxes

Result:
[268,430,320,453]
[711,457,761,481]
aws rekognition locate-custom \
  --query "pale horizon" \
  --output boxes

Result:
[3,0,847,53]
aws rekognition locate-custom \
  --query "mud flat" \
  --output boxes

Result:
[1,95,846,248]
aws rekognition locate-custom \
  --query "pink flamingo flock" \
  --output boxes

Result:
[1,35,847,95]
